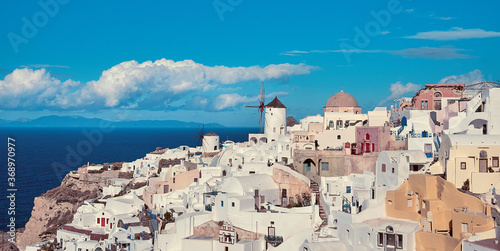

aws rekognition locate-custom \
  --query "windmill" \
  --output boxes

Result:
[246,81,266,132]
[193,124,208,147]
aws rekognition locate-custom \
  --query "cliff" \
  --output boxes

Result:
[15,170,130,250]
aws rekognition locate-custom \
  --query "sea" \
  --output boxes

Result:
[0,127,258,231]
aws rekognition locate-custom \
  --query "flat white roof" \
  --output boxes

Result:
[445,134,500,146]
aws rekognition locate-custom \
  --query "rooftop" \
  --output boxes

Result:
[266,97,286,108]
[325,91,359,108]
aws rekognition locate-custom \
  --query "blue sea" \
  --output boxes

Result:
[0,127,258,231]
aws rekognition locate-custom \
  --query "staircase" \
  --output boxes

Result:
[310,181,328,236]
[422,216,431,232]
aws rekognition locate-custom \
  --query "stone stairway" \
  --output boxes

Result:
[422,216,431,232]
[311,181,328,232]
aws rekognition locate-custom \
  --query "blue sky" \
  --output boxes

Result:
[1,0,499,127]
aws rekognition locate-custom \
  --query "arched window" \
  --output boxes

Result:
[365,133,370,141]
[329,121,334,128]
[480,150,488,158]
[434,92,442,97]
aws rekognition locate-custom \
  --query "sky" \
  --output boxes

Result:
[1,0,499,127]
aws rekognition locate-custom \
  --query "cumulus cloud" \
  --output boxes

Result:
[378,81,421,106]
[0,59,316,110]
[438,69,484,86]
[0,68,79,109]
[405,27,500,40]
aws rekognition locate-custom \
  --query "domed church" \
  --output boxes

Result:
[324,90,362,114]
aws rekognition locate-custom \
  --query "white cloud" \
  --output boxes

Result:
[378,81,421,106]
[214,93,253,111]
[19,64,70,68]
[282,47,469,59]
[212,91,289,111]
[438,69,484,86]
[391,47,469,58]
[0,68,79,109]
[406,27,500,40]
[0,59,316,110]
[404,9,414,13]
[380,31,390,35]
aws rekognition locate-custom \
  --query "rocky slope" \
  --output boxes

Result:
[15,170,128,250]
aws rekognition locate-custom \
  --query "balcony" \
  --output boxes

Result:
[265,235,283,247]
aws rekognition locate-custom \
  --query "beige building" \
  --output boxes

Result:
[386,174,496,251]
[435,134,500,193]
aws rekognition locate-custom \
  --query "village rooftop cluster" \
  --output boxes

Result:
[26,82,500,251]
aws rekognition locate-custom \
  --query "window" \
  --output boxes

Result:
[434,100,442,110]
[346,229,350,239]
[225,247,229,251]
[461,223,468,232]
[377,232,384,247]
[232,202,235,207]
[173,178,175,183]
[392,168,395,173]
[407,199,412,207]
[221,201,224,207]
[493,157,499,167]
[336,120,343,129]
[194,178,198,182]
[460,162,466,170]
[286,145,289,150]
[424,144,432,154]
[273,127,276,133]
[382,164,386,172]
[372,143,375,152]
[329,121,334,128]
[397,234,403,249]
[365,133,370,141]
[434,92,442,97]
[337,135,341,140]
[321,162,329,170]
[346,186,351,193]
[421,100,428,110]
[97,218,100,224]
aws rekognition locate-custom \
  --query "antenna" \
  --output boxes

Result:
[245,81,266,132]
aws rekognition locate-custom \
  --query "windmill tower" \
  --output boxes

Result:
[246,81,266,132]
[203,131,220,153]
[194,125,220,153]
[264,97,287,142]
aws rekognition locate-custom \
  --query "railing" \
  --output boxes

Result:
[265,235,283,243]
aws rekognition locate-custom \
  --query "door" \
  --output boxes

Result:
[385,233,396,251]
[479,159,488,173]
[101,217,105,227]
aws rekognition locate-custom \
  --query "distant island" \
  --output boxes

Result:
[0,115,225,128]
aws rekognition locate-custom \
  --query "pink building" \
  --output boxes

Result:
[354,126,392,154]
[412,84,464,110]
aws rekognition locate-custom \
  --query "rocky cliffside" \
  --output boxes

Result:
[16,170,127,250]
